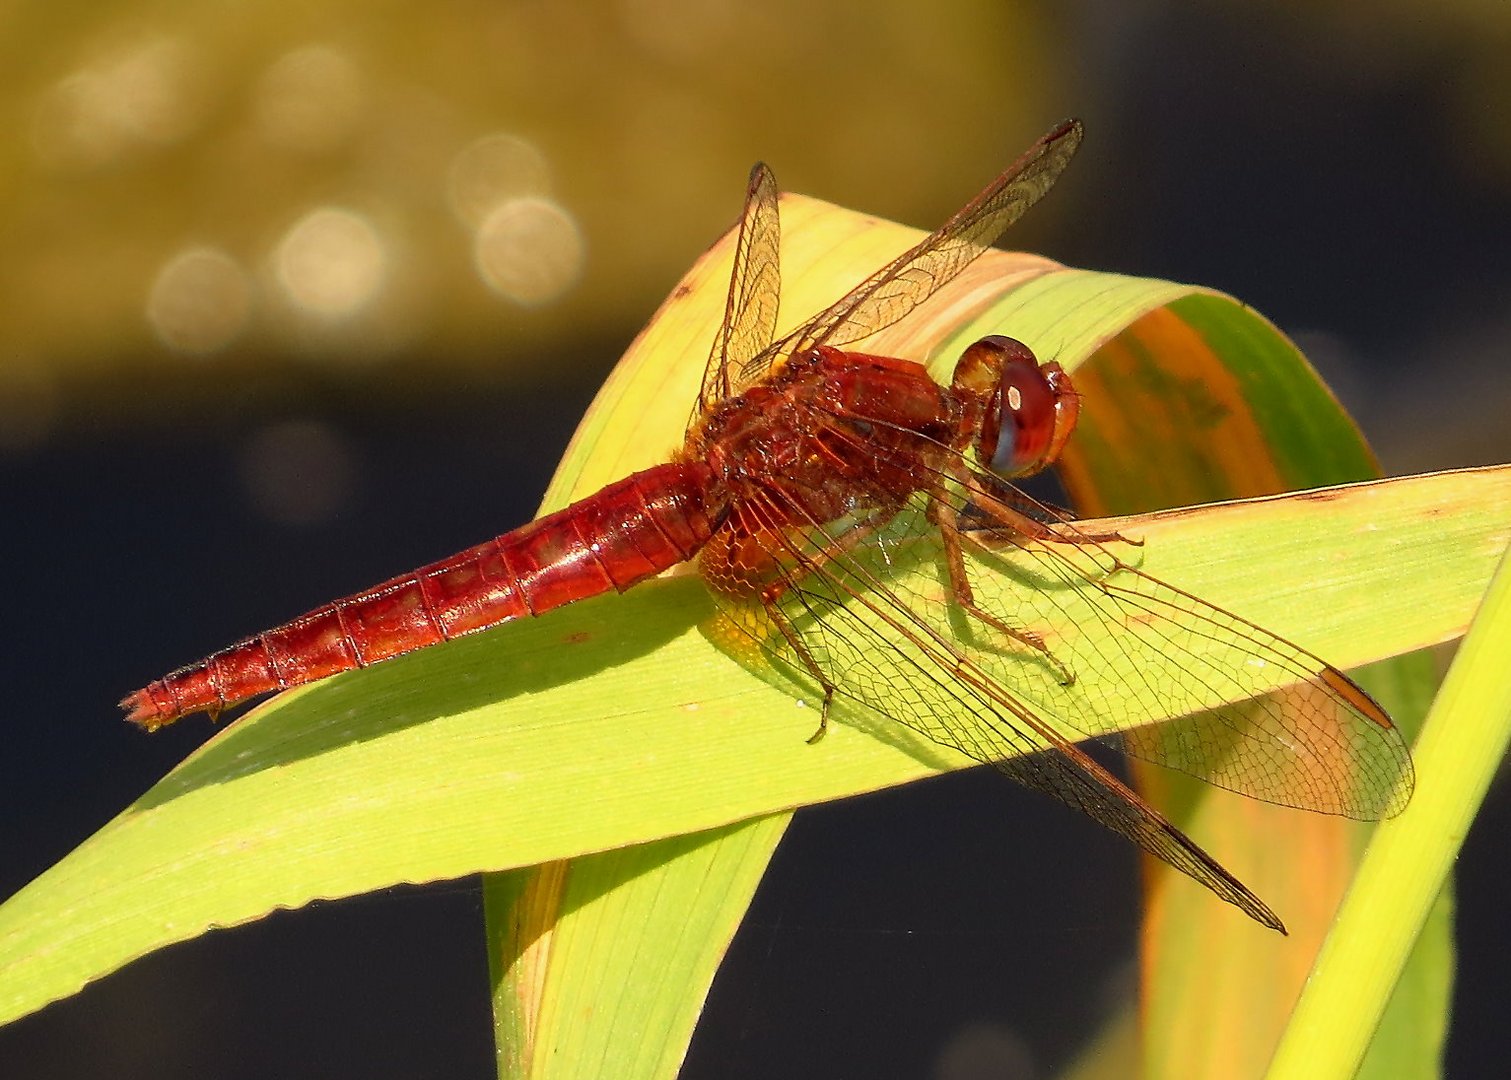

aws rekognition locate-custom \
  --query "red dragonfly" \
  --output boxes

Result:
[124,120,1412,930]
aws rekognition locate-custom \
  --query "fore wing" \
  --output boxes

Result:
[744,119,1083,385]
[700,162,782,412]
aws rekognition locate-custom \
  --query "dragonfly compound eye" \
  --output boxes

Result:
[970,335,1078,478]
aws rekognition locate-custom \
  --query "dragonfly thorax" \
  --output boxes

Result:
[689,346,960,512]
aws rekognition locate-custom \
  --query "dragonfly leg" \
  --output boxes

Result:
[756,585,837,741]
[754,510,893,742]
[964,474,1144,550]
[966,471,1143,549]
[928,495,1076,686]
[958,475,1143,592]
[961,516,1138,554]
[1060,523,1142,547]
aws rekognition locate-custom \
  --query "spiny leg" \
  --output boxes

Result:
[928,493,1077,686]
[754,510,892,743]
[759,586,839,743]
[967,471,1143,548]
[957,473,1143,590]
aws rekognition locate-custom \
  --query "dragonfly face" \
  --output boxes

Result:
[947,334,1080,479]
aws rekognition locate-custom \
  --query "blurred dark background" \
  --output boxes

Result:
[2,1,1509,1077]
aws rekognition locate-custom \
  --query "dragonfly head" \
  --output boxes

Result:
[951,335,1080,478]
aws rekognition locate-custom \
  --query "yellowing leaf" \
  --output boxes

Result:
[0,191,1497,1080]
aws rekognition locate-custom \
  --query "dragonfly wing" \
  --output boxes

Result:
[948,474,1413,820]
[990,742,1285,930]
[743,119,1083,387]
[707,471,1412,925]
[706,493,1283,929]
[700,162,782,412]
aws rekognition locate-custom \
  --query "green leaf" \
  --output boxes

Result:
[1268,541,1511,1079]
[0,193,1502,1080]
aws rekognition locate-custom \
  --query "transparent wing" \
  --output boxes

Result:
[744,119,1083,384]
[950,475,1412,820]
[700,162,782,412]
[703,463,1411,928]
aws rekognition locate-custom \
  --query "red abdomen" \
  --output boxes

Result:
[122,462,718,730]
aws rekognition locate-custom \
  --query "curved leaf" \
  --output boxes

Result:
[0,194,1502,1080]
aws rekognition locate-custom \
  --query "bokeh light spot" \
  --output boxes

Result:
[253,45,365,154]
[446,133,551,229]
[31,36,201,169]
[274,208,387,318]
[473,197,584,306]
[146,247,252,355]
